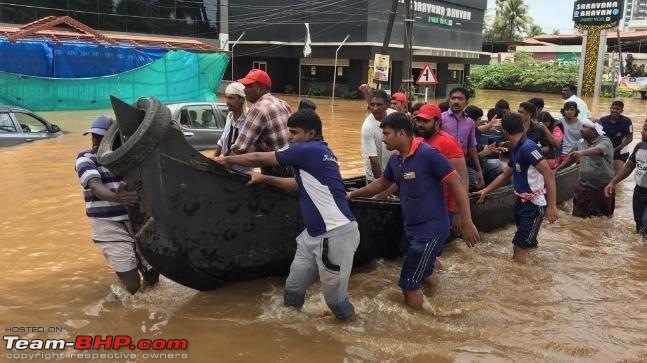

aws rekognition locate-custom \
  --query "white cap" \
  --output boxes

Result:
[581,119,605,135]
[225,82,245,98]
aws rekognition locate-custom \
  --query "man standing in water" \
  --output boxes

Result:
[214,82,247,157]
[605,120,647,244]
[361,90,395,182]
[75,116,159,294]
[441,87,484,189]
[230,69,292,176]
[561,84,590,121]
[214,110,359,321]
[600,101,633,175]
[476,113,558,263]
[559,120,615,218]
[349,113,480,309]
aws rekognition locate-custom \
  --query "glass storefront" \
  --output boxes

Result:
[0,0,219,38]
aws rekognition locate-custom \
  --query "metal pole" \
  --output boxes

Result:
[403,0,414,95]
[594,29,607,98]
[230,31,246,81]
[331,34,350,105]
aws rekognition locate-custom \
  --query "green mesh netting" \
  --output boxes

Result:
[0,50,230,111]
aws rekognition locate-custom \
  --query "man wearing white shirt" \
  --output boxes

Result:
[214,82,250,172]
[361,90,395,182]
[561,84,589,121]
[214,82,247,156]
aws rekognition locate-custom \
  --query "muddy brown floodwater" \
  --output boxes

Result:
[1,90,646,362]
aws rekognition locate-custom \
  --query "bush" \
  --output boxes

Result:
[469,55,579,94]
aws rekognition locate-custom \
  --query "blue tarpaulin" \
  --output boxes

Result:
[0,38,167,78]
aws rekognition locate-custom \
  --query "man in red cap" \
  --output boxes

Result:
[390,92,409,114]
[229,69,292,175]
[413,104,469,235]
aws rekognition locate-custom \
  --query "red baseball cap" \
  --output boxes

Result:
[238,69,272,89]
[391,92,407,104]
[414,104,442,122]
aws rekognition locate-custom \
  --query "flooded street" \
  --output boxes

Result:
[1,90,646,362]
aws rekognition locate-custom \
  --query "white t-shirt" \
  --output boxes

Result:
[361,109,395,181]
[565,95,589,121]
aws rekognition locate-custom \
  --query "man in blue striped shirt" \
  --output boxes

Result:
[75,116,158,294]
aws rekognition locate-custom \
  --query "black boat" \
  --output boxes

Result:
[98,96,578,291]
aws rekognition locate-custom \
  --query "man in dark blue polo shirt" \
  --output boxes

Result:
[600,100,633,175]
[348,113,480,310]
[476,113,558,263]
[213,110,359,321]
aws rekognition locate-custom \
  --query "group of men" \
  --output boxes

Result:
[76,69,644,321]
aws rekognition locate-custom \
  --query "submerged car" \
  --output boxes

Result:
[0,106,62,147]
[166,102,229,150]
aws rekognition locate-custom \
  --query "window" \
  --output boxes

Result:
[179,105,220,129]
[13,113,49,133]
[253,61,267,72]
[0,113,17,133]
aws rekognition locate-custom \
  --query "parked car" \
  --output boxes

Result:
[0,106,63,147]
[166,102,229,150]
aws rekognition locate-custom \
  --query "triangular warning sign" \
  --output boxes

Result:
[416,64,437,85]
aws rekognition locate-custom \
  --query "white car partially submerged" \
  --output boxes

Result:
[166,102,229,150]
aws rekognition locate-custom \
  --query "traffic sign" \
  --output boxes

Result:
[416,64,437,85]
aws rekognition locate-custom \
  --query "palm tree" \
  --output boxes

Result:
[499,0,532,41]
[527,24,544,37]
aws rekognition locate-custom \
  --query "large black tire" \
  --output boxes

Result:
[98,97,172,175]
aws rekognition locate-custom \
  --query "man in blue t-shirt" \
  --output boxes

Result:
[476,113,558,263]
[600,100,633,175]
[213,110,359,321]
[348,113,480,310]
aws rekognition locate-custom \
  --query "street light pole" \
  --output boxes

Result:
[229,31,246,81]
[331,34,350,105]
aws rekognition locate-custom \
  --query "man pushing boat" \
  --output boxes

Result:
[213,110,360,321]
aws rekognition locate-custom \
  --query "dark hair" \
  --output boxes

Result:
[565,84,577,93]
[369,89,390,104]
[410,102,425,114]
[527,97,544,110]
[560,101,580,116]
[379,112,413,136]
[438,101,450,112]
[518,102,537,118]
[611,100,624,109]
[464,105,484,121]
[297,99,317,111]
[502,112,524,134]
[287,110,322,137]
[494,99,510,110]
[537,111,563,133]
[487,107,505,121]
[449,87,470,100]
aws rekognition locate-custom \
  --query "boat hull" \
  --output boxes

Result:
[98,97,578,291]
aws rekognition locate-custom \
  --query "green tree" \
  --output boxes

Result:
[527,24,544,37]
[499,0,532,41]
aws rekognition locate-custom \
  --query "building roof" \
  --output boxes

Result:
[0,16,220,52]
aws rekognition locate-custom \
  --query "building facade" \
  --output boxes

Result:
[624,0,647,30]
[0,0,489,98]
[229,0,489,97]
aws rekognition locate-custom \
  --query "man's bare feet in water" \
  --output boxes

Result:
[512,245,528,263]
[434,259,443,270]
[423,273,440,287]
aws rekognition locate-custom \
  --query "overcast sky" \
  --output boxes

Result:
[486,0,575,33]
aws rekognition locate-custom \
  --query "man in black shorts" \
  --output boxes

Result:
[600,100,633,175]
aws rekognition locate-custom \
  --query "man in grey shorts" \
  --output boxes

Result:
[75,116,159,294]
[214,110,359,320]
